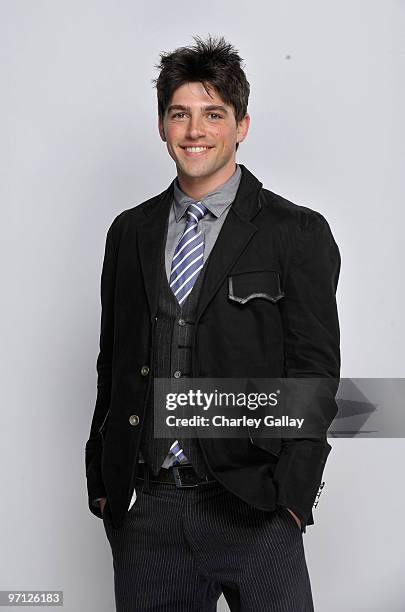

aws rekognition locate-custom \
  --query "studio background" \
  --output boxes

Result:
[1,1,404,610]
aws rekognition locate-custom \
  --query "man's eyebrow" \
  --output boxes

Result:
[167,104,229,115]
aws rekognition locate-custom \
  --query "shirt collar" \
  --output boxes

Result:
[173,164,242,222]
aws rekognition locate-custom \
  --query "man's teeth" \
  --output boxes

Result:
[184,146,211,152]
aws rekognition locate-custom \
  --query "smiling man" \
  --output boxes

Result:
[160,81,249,198]
[85,35,341,611]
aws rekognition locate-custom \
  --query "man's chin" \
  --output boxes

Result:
[176,161,219,181]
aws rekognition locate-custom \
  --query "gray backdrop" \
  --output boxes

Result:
[1,1,404,610]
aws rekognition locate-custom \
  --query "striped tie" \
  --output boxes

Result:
[169,440,187,466]
[168,200,208,466]
[169,200,209,305]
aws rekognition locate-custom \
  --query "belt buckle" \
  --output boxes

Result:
[172,465,198,488]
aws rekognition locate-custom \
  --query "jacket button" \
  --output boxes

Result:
[140,365,150,376]
[173,370,182,378]
[178,318,186,326]
[129,414,140,426]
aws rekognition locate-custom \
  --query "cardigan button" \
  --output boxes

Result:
[129,415,140,426]
[140,365,150,376]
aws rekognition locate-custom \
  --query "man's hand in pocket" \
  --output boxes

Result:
[99,498,107,515]
[287,508,301,529]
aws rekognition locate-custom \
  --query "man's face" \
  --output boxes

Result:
[158,81,250,182]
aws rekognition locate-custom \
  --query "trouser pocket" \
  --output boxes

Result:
[279,506,301,532]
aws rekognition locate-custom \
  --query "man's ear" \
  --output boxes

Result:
[236,112,250,144]
[158,116,166,142]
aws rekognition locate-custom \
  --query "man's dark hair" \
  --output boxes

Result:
[152,34,250,151]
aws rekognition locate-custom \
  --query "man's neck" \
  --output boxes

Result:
[176,163,237,201]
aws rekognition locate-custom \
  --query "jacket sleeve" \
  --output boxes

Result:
[85,216,120,519]
[273,209,341,528]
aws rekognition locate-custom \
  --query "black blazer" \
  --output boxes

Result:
[85,164,341,531]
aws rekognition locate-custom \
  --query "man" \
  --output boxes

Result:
[85,35,340,611]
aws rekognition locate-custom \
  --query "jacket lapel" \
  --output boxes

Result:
[136,184,174,318]
[136,164,263,320]
[195,165,263,321]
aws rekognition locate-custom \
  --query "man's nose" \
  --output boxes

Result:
[186,115,205,139]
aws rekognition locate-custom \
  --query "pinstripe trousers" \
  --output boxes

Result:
[102,477,314,612]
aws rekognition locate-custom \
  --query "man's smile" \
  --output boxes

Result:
[180,145,214,156]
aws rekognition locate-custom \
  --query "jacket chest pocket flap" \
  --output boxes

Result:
[228,269,285,304]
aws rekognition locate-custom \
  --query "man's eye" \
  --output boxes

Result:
[171,112,222,119]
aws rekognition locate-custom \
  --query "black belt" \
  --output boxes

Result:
[136,462,217,488]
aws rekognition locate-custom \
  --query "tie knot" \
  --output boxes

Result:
[186,201,209,222]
